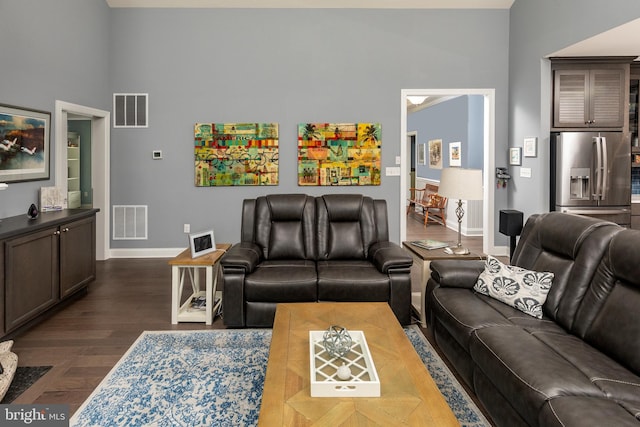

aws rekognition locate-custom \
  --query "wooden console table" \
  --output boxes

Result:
[403,241,485,328]
[168,243,230,325]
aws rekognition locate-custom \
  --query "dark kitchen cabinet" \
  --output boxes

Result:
[553,63,628,129]
[1,209,97,336]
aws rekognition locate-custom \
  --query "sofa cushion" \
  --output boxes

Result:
[470,326,604,424]
[510,212,621,331]
[474,256,554,319]
[254,194,316,260]
[539,397,640,427]
[244,260,317,302]
[532,329,640,405]
[317,260,389,301]
[317,194,376,260]
[430,288,514,350]
[577,230,640,376]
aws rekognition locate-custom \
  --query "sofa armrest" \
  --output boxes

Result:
[220,242,262,273]
[369,241,413,273]
[429,259,485,289]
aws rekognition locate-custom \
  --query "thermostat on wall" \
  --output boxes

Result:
[152,150,162,160]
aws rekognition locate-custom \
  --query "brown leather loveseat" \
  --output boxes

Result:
[426,212,640,427]
[220,193,413,327]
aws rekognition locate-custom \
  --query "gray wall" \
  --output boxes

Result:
[508,0,640,221]
[408,95,484,180]
[108,8,509,247]
[4,2,639,249]
[0,0,110,219]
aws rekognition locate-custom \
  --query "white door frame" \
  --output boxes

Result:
[55,100,110,260]
[400,89,500,255]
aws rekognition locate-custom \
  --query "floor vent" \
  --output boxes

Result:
[113,205,148,240]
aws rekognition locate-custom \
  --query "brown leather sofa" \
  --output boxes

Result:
[426,212,640,427]
[220,193,413,327]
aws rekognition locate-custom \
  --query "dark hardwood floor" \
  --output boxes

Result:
[9,221,494,420]
[10,258,226,413]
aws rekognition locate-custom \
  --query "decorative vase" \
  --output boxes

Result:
[322,325,353,359]
[27,203,38,219]
[337,363,352,380]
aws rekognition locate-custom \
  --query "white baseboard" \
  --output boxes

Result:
[109,247,185,258]
[107,245,509,260]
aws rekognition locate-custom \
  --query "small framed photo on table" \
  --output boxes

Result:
[509,147,521,166]
[189,230,216,258]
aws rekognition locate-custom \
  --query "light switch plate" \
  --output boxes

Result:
[152,150,162,160]
[395,156,401,165]
[385,167,401,176]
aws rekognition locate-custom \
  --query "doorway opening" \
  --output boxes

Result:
[55,101,110,260]
[400,89,498,255]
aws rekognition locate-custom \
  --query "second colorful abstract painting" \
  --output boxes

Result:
[297,122,381,186]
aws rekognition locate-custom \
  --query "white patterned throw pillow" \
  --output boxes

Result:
[473,256,554,319]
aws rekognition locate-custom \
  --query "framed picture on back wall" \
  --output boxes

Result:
[428,139,442,169]
[449,142,461,167]
[417,143,426,165]
[509,147,522,166]
[0,104,51,183]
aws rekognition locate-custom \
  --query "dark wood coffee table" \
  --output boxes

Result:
[258,302,459,426]
[403,242,485,327]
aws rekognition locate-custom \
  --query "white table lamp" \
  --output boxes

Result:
[437,168,483,255]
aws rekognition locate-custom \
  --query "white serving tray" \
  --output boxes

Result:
[309,330,380,397]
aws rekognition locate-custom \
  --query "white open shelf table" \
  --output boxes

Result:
[168,243,231,325]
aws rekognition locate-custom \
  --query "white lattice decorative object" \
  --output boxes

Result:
[309,330,380,397]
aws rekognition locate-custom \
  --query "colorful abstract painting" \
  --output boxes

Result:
[297,123,381,186]
[194,123,278,186]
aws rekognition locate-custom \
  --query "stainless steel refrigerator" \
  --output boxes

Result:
[550,132,631,226]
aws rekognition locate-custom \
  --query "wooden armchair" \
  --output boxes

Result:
[407,185,447,226]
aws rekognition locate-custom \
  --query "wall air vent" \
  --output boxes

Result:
[113,205,148,240]
[113,93,148,128]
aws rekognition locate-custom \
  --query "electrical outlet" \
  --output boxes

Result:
[183,224,190,233]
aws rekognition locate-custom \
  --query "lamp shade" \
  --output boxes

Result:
[438,168,483,201]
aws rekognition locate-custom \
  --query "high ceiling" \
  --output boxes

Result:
[107,0,640,114]
[549,17,640,60]
[106,0,514,8]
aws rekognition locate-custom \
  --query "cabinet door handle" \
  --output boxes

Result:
[54,230,61,235]
[62,228,70,232]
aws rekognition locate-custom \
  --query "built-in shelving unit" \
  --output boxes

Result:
[67,132,81,209]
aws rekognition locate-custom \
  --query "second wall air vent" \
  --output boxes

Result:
[113,205,148,240]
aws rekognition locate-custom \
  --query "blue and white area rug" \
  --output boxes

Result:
[71,326,490,427]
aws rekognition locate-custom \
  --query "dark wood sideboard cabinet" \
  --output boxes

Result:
[0,209,98,337]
